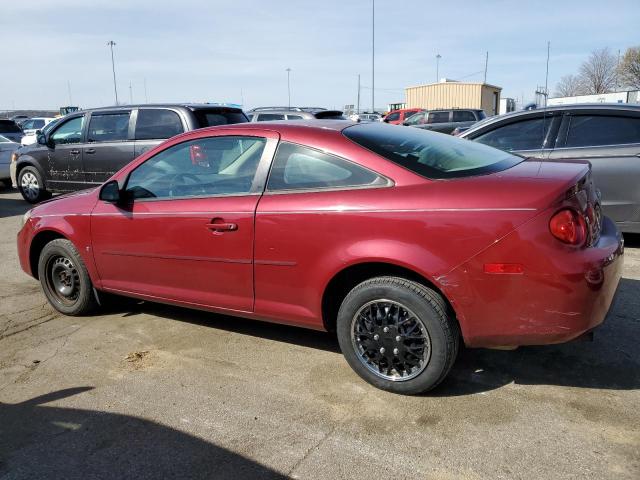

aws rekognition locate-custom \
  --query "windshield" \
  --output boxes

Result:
[0,120,22,133]
[343,123,523,179]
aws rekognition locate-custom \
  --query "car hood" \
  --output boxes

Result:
[31,188,99,217]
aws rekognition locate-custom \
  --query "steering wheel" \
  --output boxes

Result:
[168,173,204,197]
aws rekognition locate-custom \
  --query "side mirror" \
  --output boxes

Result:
[383,118,390,123]
[99,180,121,203]
[37,133,47,145]
[402,121,409,126]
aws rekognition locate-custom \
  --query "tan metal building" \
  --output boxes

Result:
[405,81,502,116]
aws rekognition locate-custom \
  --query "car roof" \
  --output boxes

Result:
[461,102,640,137]
[201,119,357,134]
[78,103,244,113]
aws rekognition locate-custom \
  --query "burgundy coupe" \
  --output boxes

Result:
[17,121,623,394]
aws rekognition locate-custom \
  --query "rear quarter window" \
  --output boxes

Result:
[344,123,522,179]
[193,110,248,127]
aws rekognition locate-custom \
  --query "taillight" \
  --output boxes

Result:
[549,209,587,246]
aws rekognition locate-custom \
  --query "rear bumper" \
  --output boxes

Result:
[444,215,624,348]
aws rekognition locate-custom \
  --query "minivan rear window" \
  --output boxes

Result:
[0,120,21,133]
[193,110,248,127]
[343,123,522,179]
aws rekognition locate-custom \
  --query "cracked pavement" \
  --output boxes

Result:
[0,188,639,479]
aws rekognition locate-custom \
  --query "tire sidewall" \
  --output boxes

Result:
[38,240,94,316]
[18,166,47,204]
[337,280,452,395]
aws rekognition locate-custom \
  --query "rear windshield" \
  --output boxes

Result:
[343,123,522,179]
[0,120,22,133]
[193,109,248,128]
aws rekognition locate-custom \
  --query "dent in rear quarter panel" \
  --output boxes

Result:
[253,186,535,330]
[445,207,624,347]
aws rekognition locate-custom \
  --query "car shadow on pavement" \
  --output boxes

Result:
[0,387,287,479]
[0,188,31,219]
[106,277,640,397]
[111,300,342,354]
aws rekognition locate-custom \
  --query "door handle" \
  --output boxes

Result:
[70,149,80,154]
[205,221,237,232]
[85,148,96,154]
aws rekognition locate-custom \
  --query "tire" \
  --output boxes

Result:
[38,239,98,316]
[337,276,459,395]
[18,166,50,203]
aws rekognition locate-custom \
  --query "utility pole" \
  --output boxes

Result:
[107,40,118,105]
[144,78,149,103]
[371,0,375,113]
[484,51,489,84]
[357,74,361,114]
[436,54,441,82]
[129,81,133,104]
[67,80,73,105]
[286,68,292,108]
[544,41,550,107]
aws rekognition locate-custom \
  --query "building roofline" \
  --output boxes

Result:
[405,82,502,91]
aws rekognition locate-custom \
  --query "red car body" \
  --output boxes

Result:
[382,109,424,125]
[17,122,623,348]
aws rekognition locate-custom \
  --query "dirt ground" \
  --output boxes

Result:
[1,188,638,479]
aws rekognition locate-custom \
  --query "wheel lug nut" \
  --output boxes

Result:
[373,334,379,341]
[379,347,385,354]
[393,348,399,355]
[383,327,389,333]
[395,335,401,342]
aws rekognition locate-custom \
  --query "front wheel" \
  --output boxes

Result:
[337,276,459,395]
[18,166,50,203]
[38,239,98,316]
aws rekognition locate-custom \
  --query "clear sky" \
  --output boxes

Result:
[1,0,638,111]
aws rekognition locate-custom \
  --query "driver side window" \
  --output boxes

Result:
[126,136,267,200]
[51,116,84,145]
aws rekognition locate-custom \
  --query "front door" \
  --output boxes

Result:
[90,132,278,312]
[83,111,135,186]
[46,115,86,191]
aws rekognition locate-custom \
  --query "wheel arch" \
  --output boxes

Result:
[321,261,460,334]
[16,157,47,187]
[29,229,69,280]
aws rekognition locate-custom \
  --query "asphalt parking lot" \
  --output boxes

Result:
[0,187,638,479]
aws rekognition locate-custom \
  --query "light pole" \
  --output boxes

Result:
[371,0,375,113]
[107,40,118,105]
[286,68,292,108]
[436,54,441,82]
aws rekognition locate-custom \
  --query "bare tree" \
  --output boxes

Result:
[554,74,584,97]
[579,48,617,94]
[618,46,640,90]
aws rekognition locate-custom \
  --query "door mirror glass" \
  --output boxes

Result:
[99,180,121,203]
[37,133,47,145]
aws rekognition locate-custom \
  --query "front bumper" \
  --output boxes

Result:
[444,215,624,348]
[10,161,17,188]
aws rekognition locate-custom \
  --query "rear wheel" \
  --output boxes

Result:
[38,239,98,316]
[337,276,459,394]
[18,166,50,203]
